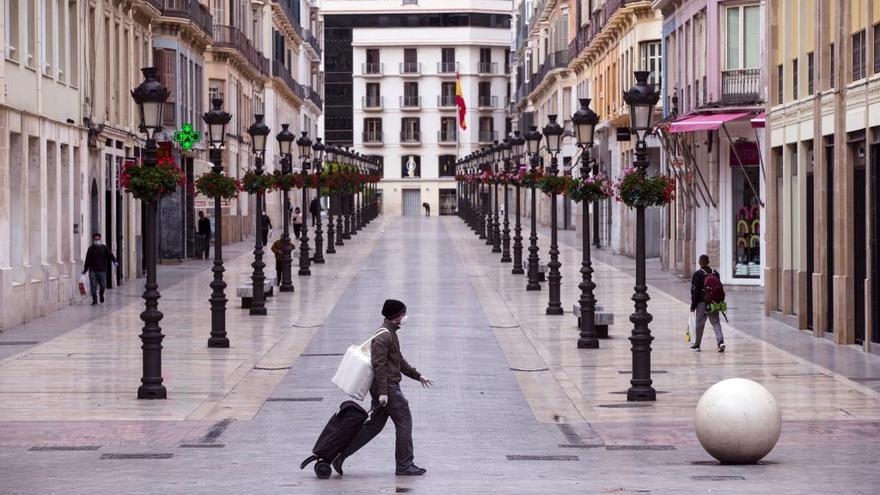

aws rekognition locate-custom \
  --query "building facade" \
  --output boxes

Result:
[320,0,511,216]
[765,0,879,351]
[653,0,767,288]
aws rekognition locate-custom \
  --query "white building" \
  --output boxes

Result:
[319,0,512,216]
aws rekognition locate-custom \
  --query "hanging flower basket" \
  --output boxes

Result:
[520,169,544,188]
[194,171,241,199]
[271,170,303,190]
[613,166,676,207]
[566,173,612,203]
[241,170,273,193]
[538,175,573,196]
[480,170,496,184]
[120,156,186,201]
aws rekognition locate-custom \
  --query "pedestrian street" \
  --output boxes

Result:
[0,217,878,493]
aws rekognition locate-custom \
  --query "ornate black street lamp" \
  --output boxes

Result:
[203,98,232,347]
[312,138,326,264]
[510,131,525,274]
[247,114,270,316]
[491,142,502,254]
[624,70,659,402]
[480,150,490,242]
[351,153,361,235]
[543,115,564,315]
[131,67,169,399]
[276,124,295,291]
[500,137,512,263]
[297,132,312,275]
[572,98,601,349]
[342,148,352,240]
[325,146,337,254]
[524,126,542,291]
[335,148,345,248]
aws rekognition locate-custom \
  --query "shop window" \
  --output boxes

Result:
[731,142,761,279]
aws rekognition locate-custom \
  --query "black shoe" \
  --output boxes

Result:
[99,293,104,303]
[331,454,345,476]
[690,344,701,352]
[396,465,426,476]
[91,301,97,306]
[717,342,726,353]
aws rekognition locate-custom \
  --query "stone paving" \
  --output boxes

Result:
[0,216,878,494]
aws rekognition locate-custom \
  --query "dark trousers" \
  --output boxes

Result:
[199,233,211,259]
[261,229,269,246]
[341,382,414,469]
[293,224,302,239]
[311,213,318,226]
[89,271,107,303]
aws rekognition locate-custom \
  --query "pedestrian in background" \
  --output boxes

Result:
[332,299,433,477]
[197,211,211,259]
[261,212,273,246]
[82,233,117,306]
[271,236,296,284]
[310,196,322,226]
[690,254,726,352]
[422,202,430,217]
[293,207,303,239]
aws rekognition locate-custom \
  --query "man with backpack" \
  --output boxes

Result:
[690,254,726,352]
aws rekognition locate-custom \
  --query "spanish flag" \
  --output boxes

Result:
[455,73,467,130]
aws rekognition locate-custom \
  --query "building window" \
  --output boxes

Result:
[440,47,456,72]
[440,81,456,106]
[43,0,55,75]
[440,117,456,142]
[403,81,419,107]
[792,58,798,100]
[363,117,382,143]
[478,81,492,107]
[5,0,20,60]
[478,116,494,142]
[731,143,762,278]
[874,24,880,74]
[639,40,662,92]
[807,52,814,95]
[853,29,866,81]
[26,0,36,67]
[479,47,493,73]
[68,0,77,85]
[829,43,835,88]
[56,0,65,79]
[777,64,783,103]
[401,117,420,142]
[401,155,420,178]
[208,78,225,100]
[403,48,418,73]
[439,154,456,177]
[365,82,381,107]
[365,48,380,74]
[725,4,760,70]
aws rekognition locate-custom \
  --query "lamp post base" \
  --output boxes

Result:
[208,336,230,348]
[577,338,599,349]
[626,387,656,402]
[137,384,167,400]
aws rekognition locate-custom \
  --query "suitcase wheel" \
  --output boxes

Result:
[315,461,332,479]
[300,454,318,470]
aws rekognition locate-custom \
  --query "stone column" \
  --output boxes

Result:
[811,0,829,337]
[763,0,780,316]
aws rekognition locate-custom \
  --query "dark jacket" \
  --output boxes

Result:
[690,265,717,311]
[309,197,322,215]
[370,320,421,396]
[82,243,117,274]
[198,217,211,236]
[261,214,272,231]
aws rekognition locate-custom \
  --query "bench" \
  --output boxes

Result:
[572,302,614,338]
[521,262,547,282]
[236,277,276,308]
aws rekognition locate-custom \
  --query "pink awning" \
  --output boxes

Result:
[750,112,766,128]
[667,112,753,133]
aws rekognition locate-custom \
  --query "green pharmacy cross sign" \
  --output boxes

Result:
[173,124,201,151]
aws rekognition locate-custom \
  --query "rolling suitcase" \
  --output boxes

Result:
[300,400,369,479]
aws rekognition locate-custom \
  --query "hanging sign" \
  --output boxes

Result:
[616,128,631,142]
[173,123,201,151]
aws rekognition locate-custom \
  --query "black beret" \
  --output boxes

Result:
[381,299,406,319]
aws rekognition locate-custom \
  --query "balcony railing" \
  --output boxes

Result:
[721,68,762,105]
[401,130,421,143]
[363,63,383,75]
[438,62,459,74]
[568,0,634,62]
[363,131,383,144]
[438,95,457,107]
[400,62,421,74]
[302,29,322,58]
[478,61,498,74]
[272,60,305,99]
[438,130,457,143]
[478,95,498,108]
[400,95,421,108]
[213,25,269,76]
[362,96,383,109]
[160,0,213,38]
[478,130,497,143]
[306,86,323,108]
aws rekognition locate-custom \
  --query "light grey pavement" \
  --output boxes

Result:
[0,216,879,494]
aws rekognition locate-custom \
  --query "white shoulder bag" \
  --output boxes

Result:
[331,328,390,401]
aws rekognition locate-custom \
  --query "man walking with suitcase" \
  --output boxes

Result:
[332,299,433,476]
[690,254,726,352]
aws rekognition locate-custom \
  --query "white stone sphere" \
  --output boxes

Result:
[695,378,781,464]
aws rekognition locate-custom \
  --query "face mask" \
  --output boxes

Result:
[399,315,409,326]
[93,240,101,245]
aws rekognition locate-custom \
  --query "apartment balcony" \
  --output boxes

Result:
[438,95,457,108]
[720,68,762,105]
[272,60,305,100]
[568,0,636,62]
[306,86,323,109]
[400,62,421,75]
[302,29,322,59]
[213,25,270,76]
[400,130,421,145]
[363,63,384,76]
[400,95,422,110]
[438,130,457,144]
[362,131,383,145]
[478,130,497,143]
[157,0,213,39]
[478,62,498,75]
[478,95,499,109]
[362,96,384,110]
[438,62,460,74]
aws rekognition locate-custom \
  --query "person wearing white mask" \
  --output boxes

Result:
[81,232,118,305]
[332,299,433,476]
